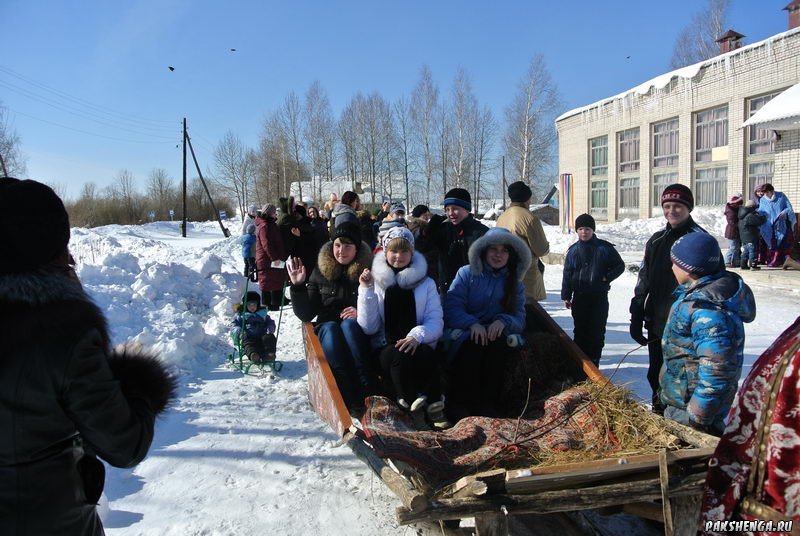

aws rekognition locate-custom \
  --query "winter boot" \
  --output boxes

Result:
[249,352,262,364]
[426,399,453,430]
[506,334,525,348]
[397,398,410,410]
[410,395,428,412]
[411,407,432,431]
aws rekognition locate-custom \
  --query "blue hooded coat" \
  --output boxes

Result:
[757,191,796,246]
[659,271,756,429]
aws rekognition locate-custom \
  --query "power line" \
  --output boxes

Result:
[0,64,178,130]
[8,107,180,145]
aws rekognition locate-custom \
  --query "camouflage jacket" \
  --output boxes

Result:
[659,271,756,428]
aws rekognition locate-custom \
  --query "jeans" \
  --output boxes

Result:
[724,238,741,266]
[315,319,377,408]
[740,242,757,268]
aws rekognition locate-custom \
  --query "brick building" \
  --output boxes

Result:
[556,4,800,223]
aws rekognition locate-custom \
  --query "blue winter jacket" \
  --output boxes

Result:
[443,263,526,358]
[241,233,256,260]
[232,308,275,339]
[757,191,796,245]
[561,235,625,301]
[659,271,756,428]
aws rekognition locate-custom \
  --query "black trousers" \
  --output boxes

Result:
[570,292,609,366]
[647,338,664,408]
[378,344,441,403]
[243,257,257,282]
[447,338,509,416]
[243,333,277,359]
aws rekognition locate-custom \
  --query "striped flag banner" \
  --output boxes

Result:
[559,173,574,234]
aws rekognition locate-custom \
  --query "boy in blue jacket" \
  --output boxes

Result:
[561,214,625,366]
[242,224,257,281]
[661,232,756,435]
[232,291,277,363]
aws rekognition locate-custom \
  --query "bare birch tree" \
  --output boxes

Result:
[146,168,176,219]
[471,105,496,213]
[410,66,439,205]
[0,102,27,177]
[304,81,337,202]
[503,54,562,198]
[670,0,731,68]
[394,95,414,206]
[212,131,256,220]
[279,91,305,199]
[448,68,477,190]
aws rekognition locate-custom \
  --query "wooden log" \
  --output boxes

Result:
[659,449,674,536]
[671,494,702,536]
[345,433,430,513]
[396,472,706,525]
[505,448,714,494]
[451,480,489,499]
[659,419,720,449]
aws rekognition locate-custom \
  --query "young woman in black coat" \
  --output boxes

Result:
[0,178,177,536]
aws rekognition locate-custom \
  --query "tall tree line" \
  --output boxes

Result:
[213,58,562,215]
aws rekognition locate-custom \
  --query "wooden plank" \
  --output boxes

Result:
[505,448,714,494]
[302,322,351,438]
[659,449,674,536]
[475,512,508,536]
[621,501,665,523]
[396,472,707,525]
[672,494,702,536]
[345,433,430,513]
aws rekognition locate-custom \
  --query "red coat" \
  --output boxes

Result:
[255,216,286,292]
[701,315,800,534]
[724,202,742,240]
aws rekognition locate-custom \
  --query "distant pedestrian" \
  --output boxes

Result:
[737,200,766,270]
[757,183,796,267]
[723,193,743,268]
[241,204,259,235]
[241,223,257,281]
[561,214,625,366]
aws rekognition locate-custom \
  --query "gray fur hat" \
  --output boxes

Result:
[467,227,532,281]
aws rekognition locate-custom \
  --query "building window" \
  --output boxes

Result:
[695,167,727,206]
[652,172,677,208]
[695,105,728,162]
[748,161,773,196]
[590,180,608,220]
[618,128,640,172]
[590,136,608,177]
[748,94,779,155]
[618,177,639,214]
[653,118,679,167]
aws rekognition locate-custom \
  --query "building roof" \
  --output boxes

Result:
[741,83,800,130]
[556,26,800,123]
[784,0,800,12]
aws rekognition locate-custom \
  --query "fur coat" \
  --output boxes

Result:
[0,267,176,536]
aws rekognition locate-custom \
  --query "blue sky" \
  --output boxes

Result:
[1,0,791,198]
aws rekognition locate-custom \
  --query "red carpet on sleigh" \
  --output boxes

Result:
[360,386,611,481]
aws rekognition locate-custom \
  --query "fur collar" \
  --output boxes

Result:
[372,250,428,290]
[316,240,373,283]
[467,229,532,281]
[0,267,90,306]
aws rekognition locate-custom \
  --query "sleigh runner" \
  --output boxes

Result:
[303,302,718,536]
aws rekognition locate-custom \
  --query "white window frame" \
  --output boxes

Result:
[653,118,679,168]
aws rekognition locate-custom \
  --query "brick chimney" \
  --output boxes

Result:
[716,29,745,54]
[785,0,800,30]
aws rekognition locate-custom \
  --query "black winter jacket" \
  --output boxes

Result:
[630,216,721,338]
[737,205,767,246]
[0,268,176,536]
[561,236,625,301]
[416,214,488,293]
[289,240,373,324]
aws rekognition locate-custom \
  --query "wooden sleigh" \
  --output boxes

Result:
[302,303,719,536]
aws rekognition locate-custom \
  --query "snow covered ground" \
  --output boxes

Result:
[63,213,800,535]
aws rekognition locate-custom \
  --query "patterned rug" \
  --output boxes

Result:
[360,385,612,482]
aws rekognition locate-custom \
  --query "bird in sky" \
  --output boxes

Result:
[168,66,175,71]
[230,48,236,52]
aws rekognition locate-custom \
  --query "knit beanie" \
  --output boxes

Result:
[670,232,721,276]
[411,204,429,218]
[444,188,472,212]
[331,221,362,245]
[0,177,71,274]
[508,181,533,203]
[574,213,596,231]
[661,183,694,211]
[382,226,415,250]
[389,202,406,215]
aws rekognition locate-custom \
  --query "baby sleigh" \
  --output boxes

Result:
[302,302,719,536]
[227,278,285,376]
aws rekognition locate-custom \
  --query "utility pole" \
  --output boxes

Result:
[501,155,506,209]
[185,129,230,237]
[182,118,187,238]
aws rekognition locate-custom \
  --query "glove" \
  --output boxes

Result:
[426,214,446,235]
[629,302,648,346]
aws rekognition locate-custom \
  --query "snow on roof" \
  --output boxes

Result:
[556,26,800,123]
[741,83,800,130]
